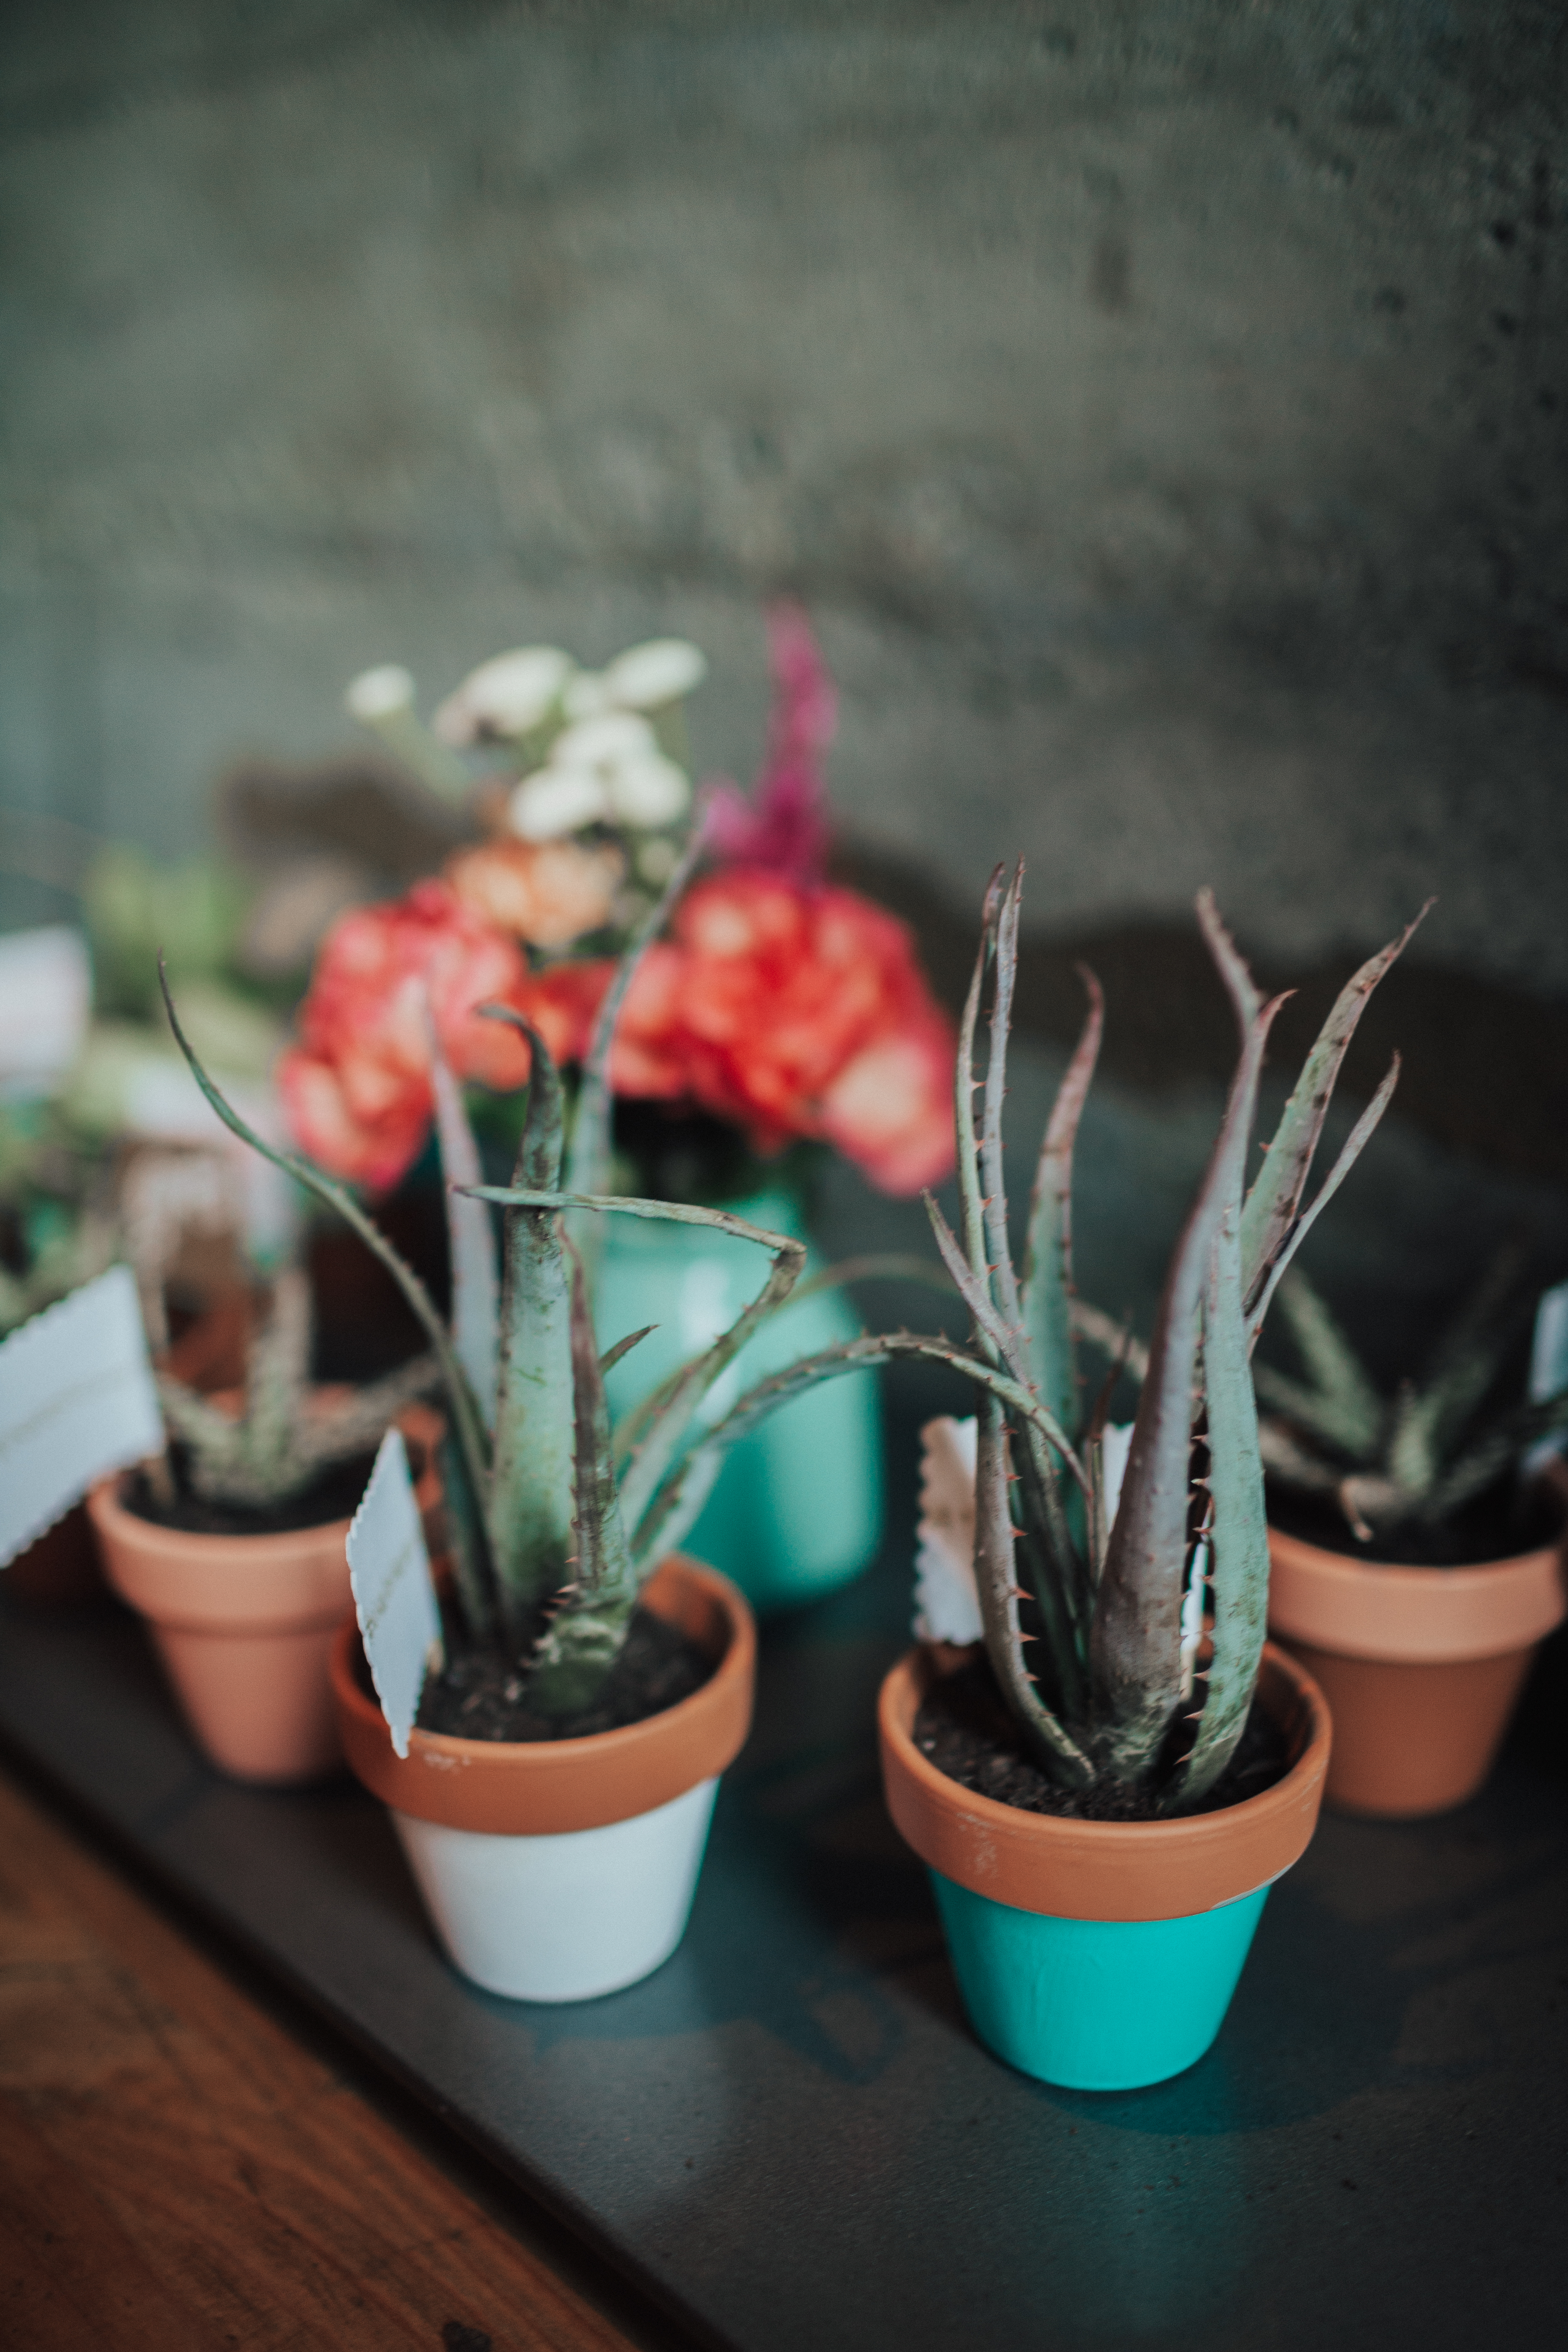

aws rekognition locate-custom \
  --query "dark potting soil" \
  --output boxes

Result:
[413,1604,715,1743]
[913,1656,1292,1823]
[1266,1470,1560,1569]
[123,1448,382,1538]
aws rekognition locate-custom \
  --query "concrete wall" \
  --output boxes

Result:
[3,0,1565,993]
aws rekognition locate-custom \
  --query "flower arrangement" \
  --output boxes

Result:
[278,611,955,1203]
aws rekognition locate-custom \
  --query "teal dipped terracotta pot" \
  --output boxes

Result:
[879,1643,1331,2091]
[594,1186,883,1613]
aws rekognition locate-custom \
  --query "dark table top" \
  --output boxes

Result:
[2,1464,1565,2352]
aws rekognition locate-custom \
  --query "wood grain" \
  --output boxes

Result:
[0,1765,682,2352]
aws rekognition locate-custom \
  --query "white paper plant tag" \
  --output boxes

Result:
[0,1265,163,1568]
[0,925,92,1099]
[1524,1280,1568,1479]
[347,1428,444,1759]
[915,1414,982,1644]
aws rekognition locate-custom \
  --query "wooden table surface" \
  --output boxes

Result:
[0,1763,691,2352]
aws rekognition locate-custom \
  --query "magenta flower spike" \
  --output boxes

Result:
[707,603,836,882]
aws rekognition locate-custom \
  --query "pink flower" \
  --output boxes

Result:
[706,604,836,884]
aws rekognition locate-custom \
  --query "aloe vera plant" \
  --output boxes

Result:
[157,839,1042,1719]
[922,867,1422,1810]
[154,1266,437,1514]
[1256,1245,1568,1550]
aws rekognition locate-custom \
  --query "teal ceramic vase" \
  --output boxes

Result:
[879,1644,1331,2092]
[594,1186,883,1612]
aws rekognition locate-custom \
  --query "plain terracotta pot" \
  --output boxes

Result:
[1268,1518,1568,1818]
[90,1402,443,1786]
[332,1553,755,1834]
[880,1643,1330,1923]
[5,1298,255,1609]
[879,1643,1331,2089]
[330,1555,756,2000]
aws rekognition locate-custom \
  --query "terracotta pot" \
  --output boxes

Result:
[330,1555,756,2001]
[1268,1515,1568,1819]
[879,1643,1331,2089]
[90,1402,443,1786]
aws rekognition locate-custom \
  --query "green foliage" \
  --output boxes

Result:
[931,868,1415,1810]
[1255,1245,1568,1547]
[155,1267,438,1512]
[83,847,252,1021]
[0,1102,116,1336]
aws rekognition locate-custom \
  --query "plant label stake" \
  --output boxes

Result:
[0,1266,163,1566]
[1525,1280,1568,1480]
[347,1429,444,1759]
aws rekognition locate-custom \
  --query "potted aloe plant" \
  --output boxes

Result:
[89,1265,441,1783]
[287,611,956,1613]
[160,841,995,2004]
[1257,1251,1568,1818]
[880,867,1418,2092]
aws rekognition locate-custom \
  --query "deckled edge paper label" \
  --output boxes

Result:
[1524,1279,1568,1480]
[347,1429,444,1759]
[0,1264,163,1568]
[915,1414,982,1645]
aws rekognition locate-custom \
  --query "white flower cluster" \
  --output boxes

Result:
[448,638,704,843]
[344,636,705,843]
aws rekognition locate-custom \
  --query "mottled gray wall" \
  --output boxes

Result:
[2,0,1565,991]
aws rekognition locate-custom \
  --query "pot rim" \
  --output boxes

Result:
[878,1641,1331,1924]
[1267,1519,1567,1663]
[88,1398,444,1568]
[330,1551,756,1836]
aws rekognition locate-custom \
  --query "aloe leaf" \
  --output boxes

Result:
[1171,1199,1270,1806]
[1421,1390,1568,1524]
[1256,1416,1344,1493]
[973,1392,1095,1786]
[600,1323,657,1379]
[954,867,1007,1315]
[480,1011,576,1635]
[1395,1232,1536,1480]
[1022,967,1104,1442]
[155,1375,245,1479]
[430,1040,499,1432]
[628,1328,1103,1575]
[1253,1359,1377,1464]
[1261,1270,1385,1461]
[1090,895,1283,1787]
[924,1180,1088,1625]
[156,959,495,1581]
[979,865,1027,1350]
[923,1191,1090,1489]
[562,803,712,1262]
[525,1243,639,1718]
[1240,904,1429,1313]
[922,1190,1032,1385]
[1246,1056,1402,1348]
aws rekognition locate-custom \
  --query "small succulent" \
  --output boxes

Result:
[159,833,1020,1718]
[921,867,1418,1810]
[1255,1246,1568,1550]
[155,1266,438,1513]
